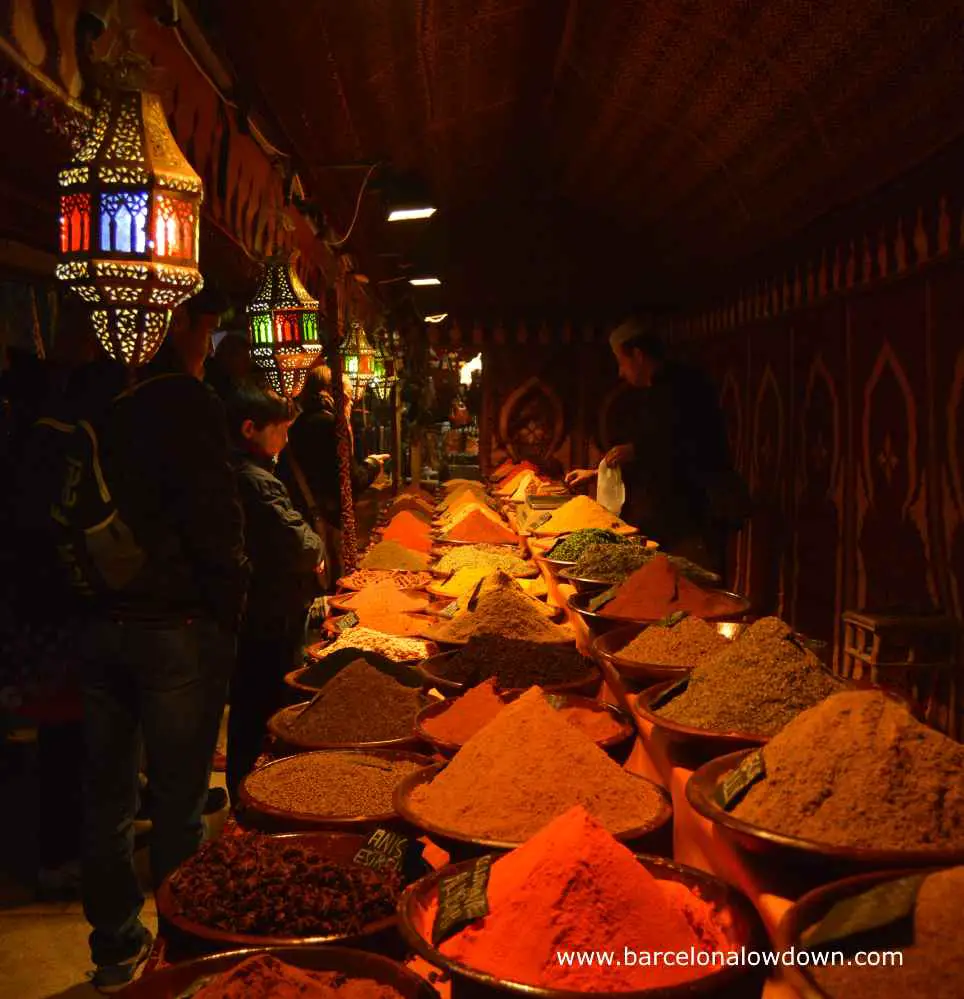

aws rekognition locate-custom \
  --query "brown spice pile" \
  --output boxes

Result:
[190,955,407,999]
[434,544,534,577]
[735,690,964,849]
[619,617,729,666]
[310,627,434,662]
[425,582,572,644]
[657,616,843,735]
[279,660,420,744]
[360,540,431,571]
[432,635,594,688]
[244,752,424,817]
[811,868,964,999]
[409,688,665,840]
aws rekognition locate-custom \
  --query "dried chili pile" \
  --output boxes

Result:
[167,833,400,937]
[361,541,431,571]
[430,635,594,688]
[735,690,964,850]
[189,955,407,999]
[434,544,534,577]
[425,584,572,644]
[409,688,665,840]
[600,554,742,620]
[619,616,729,666]
[811,868,964,999]
[657,617,844,734]
[277,660,421,744]
[436,807,732,990]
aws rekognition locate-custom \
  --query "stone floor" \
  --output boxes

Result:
[0,723,228,999]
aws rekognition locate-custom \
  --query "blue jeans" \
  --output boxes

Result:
[80,617,233,966]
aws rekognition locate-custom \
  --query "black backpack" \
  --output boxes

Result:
[17,374,185,600]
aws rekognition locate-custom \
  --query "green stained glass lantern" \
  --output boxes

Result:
[369,335,398,402]
[55,80,204,366]
[247,253,322,397]
[342,321,377,401]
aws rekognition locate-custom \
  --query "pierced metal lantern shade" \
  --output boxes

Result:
[342,322,377,401]
[369,337,398,401]
[55,87,204,366]
[247,255,322,397]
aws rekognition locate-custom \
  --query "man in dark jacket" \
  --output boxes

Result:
[225,383,325,802]
[566,319,746,574]
[277,365,387,582]
[80,293,249,992]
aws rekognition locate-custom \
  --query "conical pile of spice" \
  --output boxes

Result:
[331,580,429,637]
[361,540,431,571]
[600,553,742,620]
[810,867,964,999]
[310,626,435,662]
[507,470,539,500]
[734,690,964,850]
[440,485,487,511]
[496,466,539,496]
[191,954,407,999]
[429,635,595,689]
[442,508,519,545]
[447,570,553,617]
[409,688,665,840]
[547,528,630,561]
[619,616,729,666]
[569,543,654,582]
[277,659,421,744]
[424,579,572,644]
[433,566,546,599]
[436,499,503,530]
[534,495,634,535]
[434,544,534,578]
[381,511,433,553]
[655,616,843,733]
[436,807,731,990]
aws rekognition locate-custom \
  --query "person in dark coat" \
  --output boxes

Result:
[225,384,325,802]
[277,365,387,582]
[77,291,249,991]
[566,319,747,574]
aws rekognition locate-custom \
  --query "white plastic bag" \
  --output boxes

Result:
[596,457,626,515]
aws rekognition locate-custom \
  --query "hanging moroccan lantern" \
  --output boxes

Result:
[247,253,323,397]
[368,332,398,402]
[341,321,377,400]
[55,78,203,366]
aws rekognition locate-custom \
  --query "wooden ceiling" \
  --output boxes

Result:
[198,0,964,317]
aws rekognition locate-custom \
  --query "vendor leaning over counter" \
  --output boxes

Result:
[566,318,748,575]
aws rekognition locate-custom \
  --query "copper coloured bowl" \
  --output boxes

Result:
[397,854,767,999]
[267,700,428,756]
[120,945,440,999]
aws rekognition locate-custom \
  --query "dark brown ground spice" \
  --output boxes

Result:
[619,617,729,666]
[278,660,421,743]
[425,584,572,644]
[167,833,400,937]
[810,868,964,999]
[433,635,595,688]
[735,690,964,850]
[656,616,843,734]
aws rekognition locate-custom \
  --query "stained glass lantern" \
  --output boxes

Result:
[247,254,322,397]
[369,335,398,402]
[55,85,204,366]
[342,322,377,401]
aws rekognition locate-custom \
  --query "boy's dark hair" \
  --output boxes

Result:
[184,285,231,323]
[622,329,667,362]
[225,384,292,439]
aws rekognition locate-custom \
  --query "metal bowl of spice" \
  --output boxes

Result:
[239,749,435,834]
[120,945,441,999]
[157,832,407,956]
[635,681,770,757]
[568,590,750,639]
[394,762,672,860]
[414,692,634,759]
[397,850,767,999]
[687,749,964,875]
[555,569,612,595]
[774,866,963,999]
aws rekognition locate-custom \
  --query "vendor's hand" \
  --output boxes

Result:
[315,560,327,580]
[604,443,635,468]
[368,453,391,466]
[565,468,598,488]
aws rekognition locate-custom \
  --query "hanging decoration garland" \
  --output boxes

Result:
[331,272,360,572]
[54,54,203,366]
[246,252,323,397]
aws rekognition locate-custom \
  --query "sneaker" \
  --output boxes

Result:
[203,786,228,815]
[90,928,154,994]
